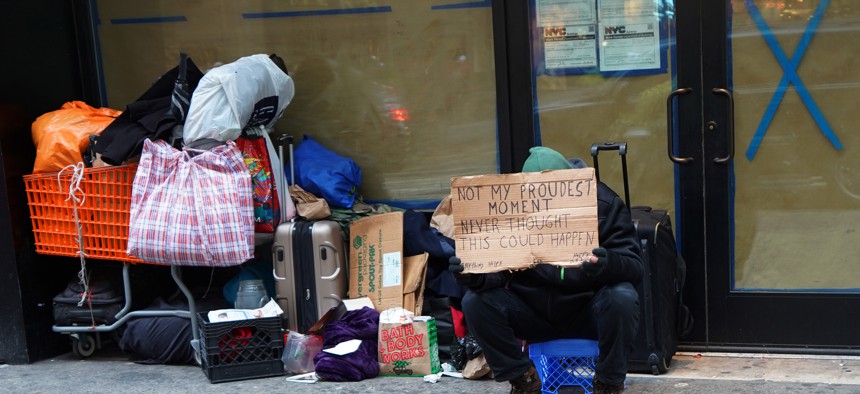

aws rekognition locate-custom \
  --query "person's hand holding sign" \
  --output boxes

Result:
[582,247,611,279]
[449,256,485,290]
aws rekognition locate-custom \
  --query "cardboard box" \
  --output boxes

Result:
[348,212,404,312]
[348,212,428,314]
[378,316,441,377]
[402,253,428,315]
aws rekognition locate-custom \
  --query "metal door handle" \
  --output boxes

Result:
[667,88,693,163]
[711,88,735,163]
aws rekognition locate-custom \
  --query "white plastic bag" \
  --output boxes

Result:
[183,54,295,144]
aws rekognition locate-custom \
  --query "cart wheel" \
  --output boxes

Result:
[71,334,97,358]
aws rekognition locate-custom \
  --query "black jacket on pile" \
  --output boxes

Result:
[473,181,643,324]
[94,58,204,165]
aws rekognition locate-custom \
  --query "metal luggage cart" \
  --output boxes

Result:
[23,164,203,360]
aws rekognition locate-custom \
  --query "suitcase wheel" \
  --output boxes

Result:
[71,333,97,359]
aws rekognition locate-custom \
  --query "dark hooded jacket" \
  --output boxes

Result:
[470,147,643,324]
[94,57,204,165]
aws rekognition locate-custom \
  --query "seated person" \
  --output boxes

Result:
[450,146,643,394]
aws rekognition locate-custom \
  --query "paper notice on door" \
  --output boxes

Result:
[537,0,596,26]
[598,0,658,20]
[598,19,661,72]
[543,24,598,70]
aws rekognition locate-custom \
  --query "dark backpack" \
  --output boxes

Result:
[53,270,124,326]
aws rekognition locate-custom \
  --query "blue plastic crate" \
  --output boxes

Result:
[528,339,599,394]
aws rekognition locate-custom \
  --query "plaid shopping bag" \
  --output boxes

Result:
[128,139,254,266]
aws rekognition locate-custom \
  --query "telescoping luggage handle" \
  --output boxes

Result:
[277,134,295,187]
[273,133,294,284]
[590,141,631,207]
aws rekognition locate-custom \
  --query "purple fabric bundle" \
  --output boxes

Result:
[313,307,380,381]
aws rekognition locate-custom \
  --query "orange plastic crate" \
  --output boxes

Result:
[23,164,146,264]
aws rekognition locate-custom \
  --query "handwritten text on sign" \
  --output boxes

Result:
[451,168,599,273]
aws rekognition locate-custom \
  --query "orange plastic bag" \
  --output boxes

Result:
[31,101,121,173]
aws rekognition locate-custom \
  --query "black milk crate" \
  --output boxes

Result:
[198,313,285,383]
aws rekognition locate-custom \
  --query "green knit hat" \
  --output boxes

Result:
[521,146,574,172]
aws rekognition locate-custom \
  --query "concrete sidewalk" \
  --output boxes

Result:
[1,349,859,393]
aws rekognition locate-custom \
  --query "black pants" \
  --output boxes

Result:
[461,282,639,386]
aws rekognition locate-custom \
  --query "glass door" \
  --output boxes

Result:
[528,0,678,213]
[693,0,860,350]
[523,0,860,350]
[522,0,714,343]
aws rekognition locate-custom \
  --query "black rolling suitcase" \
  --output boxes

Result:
[590,142,693,375]
[272,135,348,334]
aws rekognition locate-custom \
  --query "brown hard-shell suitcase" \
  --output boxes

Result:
[272,219,348,333]
[272,134,348,333]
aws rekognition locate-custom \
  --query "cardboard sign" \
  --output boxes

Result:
[349,212,405,311]
[451,168,599,273]
[378,317,441,377]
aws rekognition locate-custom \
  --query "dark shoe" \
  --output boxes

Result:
[509,363,542,394]
[592,375,625,394]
